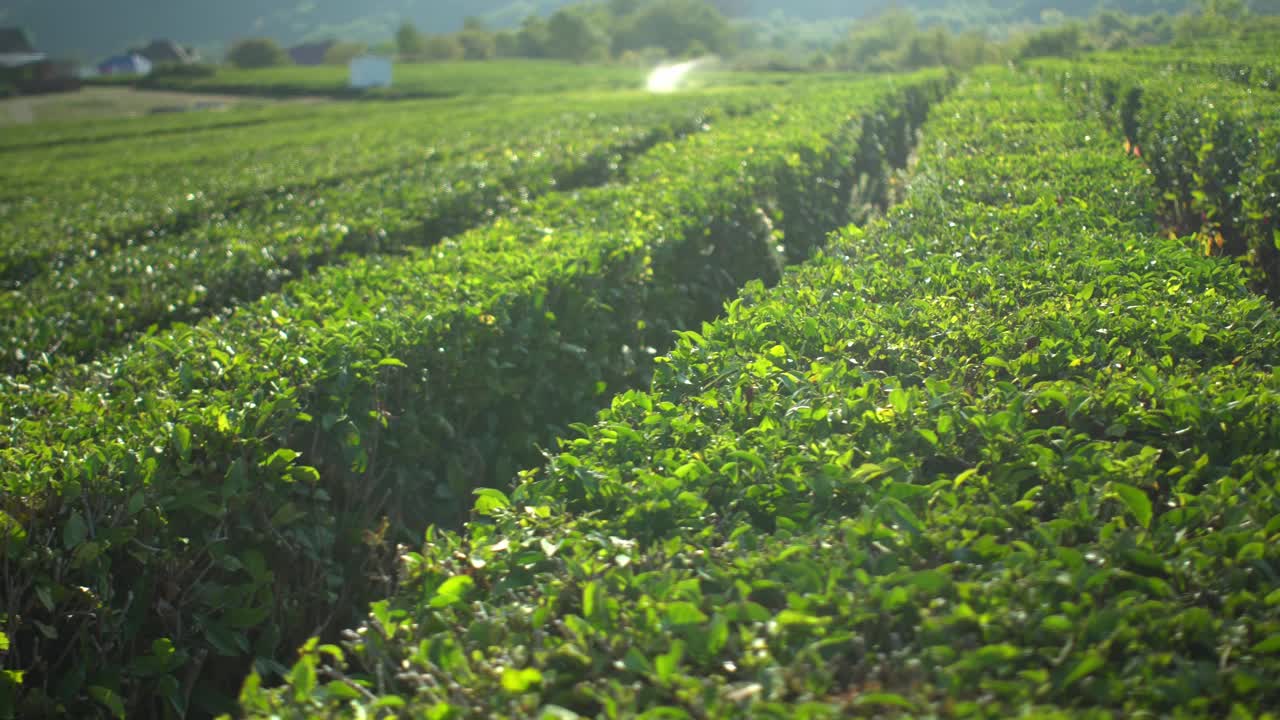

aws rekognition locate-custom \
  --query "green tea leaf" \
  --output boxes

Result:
[1253,635,1280,654]
[1237,542,1266,562]
[89,686,126,720]
[655,641,684,683]
[432,576,475,608]
[63,510,88,549]
[501,667,543,693]
[1112,484,1152,528]
[889,387,909,414]
[324,681,363,700]
[665,602,708,626]
[473,488,512,515]
[775,610,829,627]
[854,693,916,710]
[1063,652,1105,688]
[1041,615,1073,633]
[706,614,730,655]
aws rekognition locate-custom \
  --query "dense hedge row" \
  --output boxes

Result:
[1087,46,1280,92]
[0,72,948,718]
[243,69,1280,718]
[2,101,436,287]
[1,92,760,373]
[1038,56,1280,297]
[0,92,727,291]
[135,62,651,101]
[1168,57,1278,91]
[132,62,808,103]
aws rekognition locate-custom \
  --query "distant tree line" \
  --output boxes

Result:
[393,0,735,64]
[221,0,1276,70]
[223,37,370,69]
[809,0,1272,73]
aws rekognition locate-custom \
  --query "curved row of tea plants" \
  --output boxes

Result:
[0,72,950,718]
[0,105,293,153]
[245,68,1280,718]
[1037,56,1280,297]
[0,91,746,291]
[134,61,651,101]
[0,91,760,373]
[1,100,452,286]
[132,61,809,103]
[1088,46,1279,92]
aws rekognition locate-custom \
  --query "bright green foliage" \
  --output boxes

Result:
[7,41,1280,720]
[132,60,650,99]
[0,89,733,291]
[226,38,293,69]
[0,90,762,372]
[546,10,612,63]
[614,0,735,57]
[127,60,824,101]
[0,72,948,717]
[1099,45,1280,90]
[1036,49,1280,295]
[244,68,1280,718]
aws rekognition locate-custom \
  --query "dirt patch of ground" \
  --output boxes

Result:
[0,86,327,127]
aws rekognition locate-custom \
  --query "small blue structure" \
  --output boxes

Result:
[97,53,152,76]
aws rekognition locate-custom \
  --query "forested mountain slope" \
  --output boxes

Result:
[1,0,1231,59]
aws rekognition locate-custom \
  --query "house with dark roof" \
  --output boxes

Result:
[0,27,35,54]
[0,26,44,68]
[98,54,153,76]
[131,39,199,65]
[1,27,77,94]
[289,40,337,66]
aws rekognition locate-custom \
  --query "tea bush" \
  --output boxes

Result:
[0,72,948,718]
[242,68,1280,719]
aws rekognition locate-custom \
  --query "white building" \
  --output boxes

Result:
[349,55,392,89]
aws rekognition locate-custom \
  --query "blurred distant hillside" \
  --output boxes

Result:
[3,0,1276,60]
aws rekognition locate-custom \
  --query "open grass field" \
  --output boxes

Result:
[121,60,814,101]
[2,46,1279,719]
[0,87,315,128]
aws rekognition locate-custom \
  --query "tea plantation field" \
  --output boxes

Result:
[2,50,1279,719]
[113,61,815,102]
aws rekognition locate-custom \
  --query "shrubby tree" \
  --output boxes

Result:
[1135,13,1175,44]
[226,38,290,69]
[323,41,366,65]
[617,45,669,66]
[830,10,916,71]
[1018,22,1087,58]
[903,26,950,69]
[1203,0,1250,18]
[422,34,464,61]
[459,28,498,60]
[494,31,521,57]
[615,0,733,56]
[516,16,552,57]
[1175,0,1249,42]
[948,30,1001,67]
[396,21,425,57]
[684,38,711,58]
[546,9,610,62]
